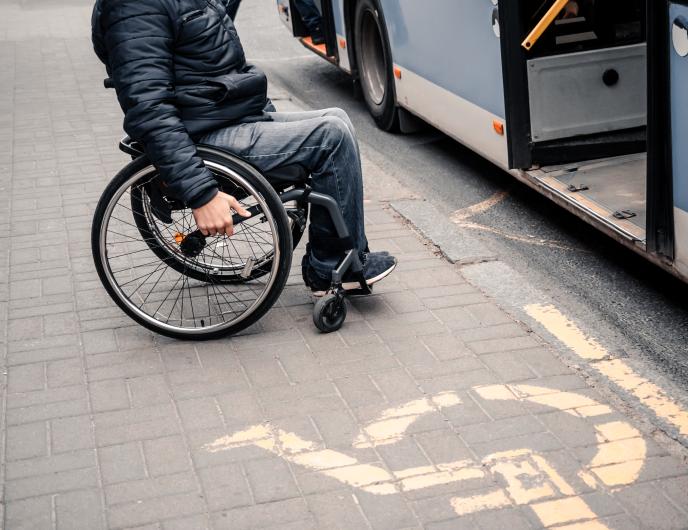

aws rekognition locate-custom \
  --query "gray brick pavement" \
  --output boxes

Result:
[1,1,688,529]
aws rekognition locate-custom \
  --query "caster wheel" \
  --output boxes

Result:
[313,294,347,333]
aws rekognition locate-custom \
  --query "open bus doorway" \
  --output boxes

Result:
[277,0,339,61]
[500,0,650,248]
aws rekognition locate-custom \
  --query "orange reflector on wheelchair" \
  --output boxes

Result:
[174,232,184,244]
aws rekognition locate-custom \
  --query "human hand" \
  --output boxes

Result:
[561,1,579,19]
[192,191,251,237]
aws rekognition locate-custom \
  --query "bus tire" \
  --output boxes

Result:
[353,0,399,132]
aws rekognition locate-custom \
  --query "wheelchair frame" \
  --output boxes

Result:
[123,137,370,291]
[92,137,370,339]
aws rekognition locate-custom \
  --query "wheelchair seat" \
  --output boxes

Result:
[119,136,308,190]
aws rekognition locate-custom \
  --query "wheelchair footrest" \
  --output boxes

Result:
[341,286,373,297]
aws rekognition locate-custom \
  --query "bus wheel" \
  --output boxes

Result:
[354,0,399,132]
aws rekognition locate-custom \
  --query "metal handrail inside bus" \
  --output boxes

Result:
[522,0,571,50]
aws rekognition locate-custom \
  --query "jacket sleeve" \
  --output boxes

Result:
[102,0,218,209]
[91,0,110,72]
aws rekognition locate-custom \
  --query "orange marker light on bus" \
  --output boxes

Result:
[393,67,402,80]
[339,38,347,49]
[493,120,505,135]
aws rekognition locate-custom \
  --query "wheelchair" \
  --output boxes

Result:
[91,137,371,341]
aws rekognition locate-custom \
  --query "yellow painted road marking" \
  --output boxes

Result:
[595,420,640,441]
[523,304,608,360]
[531,496,598,527]
[590,438,646,467]
[204,422,485,495]
[555,521,611,530]
[450,191,509,222]
[475,384,612,418]
[353,391,461,448]
[489,450,560,505]
[451,490,511,515]
[451,448,609,529]
[205,385,641,530]
[474,384,647,489]
[525,304,688,437]
[450,191,586,252]
[396,460,484,493]
[589,421,645,487]
[459,220,587,252]
[531,454,576,496]
[596,359,688,437]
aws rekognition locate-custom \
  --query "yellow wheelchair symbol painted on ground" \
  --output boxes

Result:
[205,385,647,528]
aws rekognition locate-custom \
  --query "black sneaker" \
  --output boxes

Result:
[304,251,398,296]
[311,26,325,45]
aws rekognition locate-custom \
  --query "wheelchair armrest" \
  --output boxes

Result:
[119,136,145,158]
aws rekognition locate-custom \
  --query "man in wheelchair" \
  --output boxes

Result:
[91,0,397,297]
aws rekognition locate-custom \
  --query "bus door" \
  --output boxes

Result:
[276,0,338,59]
[498,0,647,169]
[648,0,688,274]
[499,0,650,247]
[669,2,688,274]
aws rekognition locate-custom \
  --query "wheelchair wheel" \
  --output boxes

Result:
[91,147,293,340]
[313,293,348,333]
[130,163,307,285]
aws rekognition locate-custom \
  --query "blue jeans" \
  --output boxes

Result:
[198,108,367,279]
[293,0,322,33]
[225,0,320,33]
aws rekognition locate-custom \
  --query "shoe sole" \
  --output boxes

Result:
[311,260,397,297]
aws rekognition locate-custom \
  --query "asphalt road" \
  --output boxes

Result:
[235,1,688,391]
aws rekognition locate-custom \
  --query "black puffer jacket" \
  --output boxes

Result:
[92,0,269,208]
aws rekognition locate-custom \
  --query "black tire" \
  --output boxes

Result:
[313,294,348,333]
[353,0,399,132]
[92,147,293,340]
[130,167,308,285]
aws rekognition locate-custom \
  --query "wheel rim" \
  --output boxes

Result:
[99,162,281,336]
[325,302,344,324]
[134,169,278,278]
[359,9,387,106]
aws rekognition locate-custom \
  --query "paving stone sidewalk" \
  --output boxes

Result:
[2,2,688,529]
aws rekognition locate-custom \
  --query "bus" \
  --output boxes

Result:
[276,0,688,284]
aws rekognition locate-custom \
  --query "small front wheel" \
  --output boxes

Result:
[313,294,347,333]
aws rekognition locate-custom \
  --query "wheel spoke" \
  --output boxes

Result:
[98,164,284,336]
